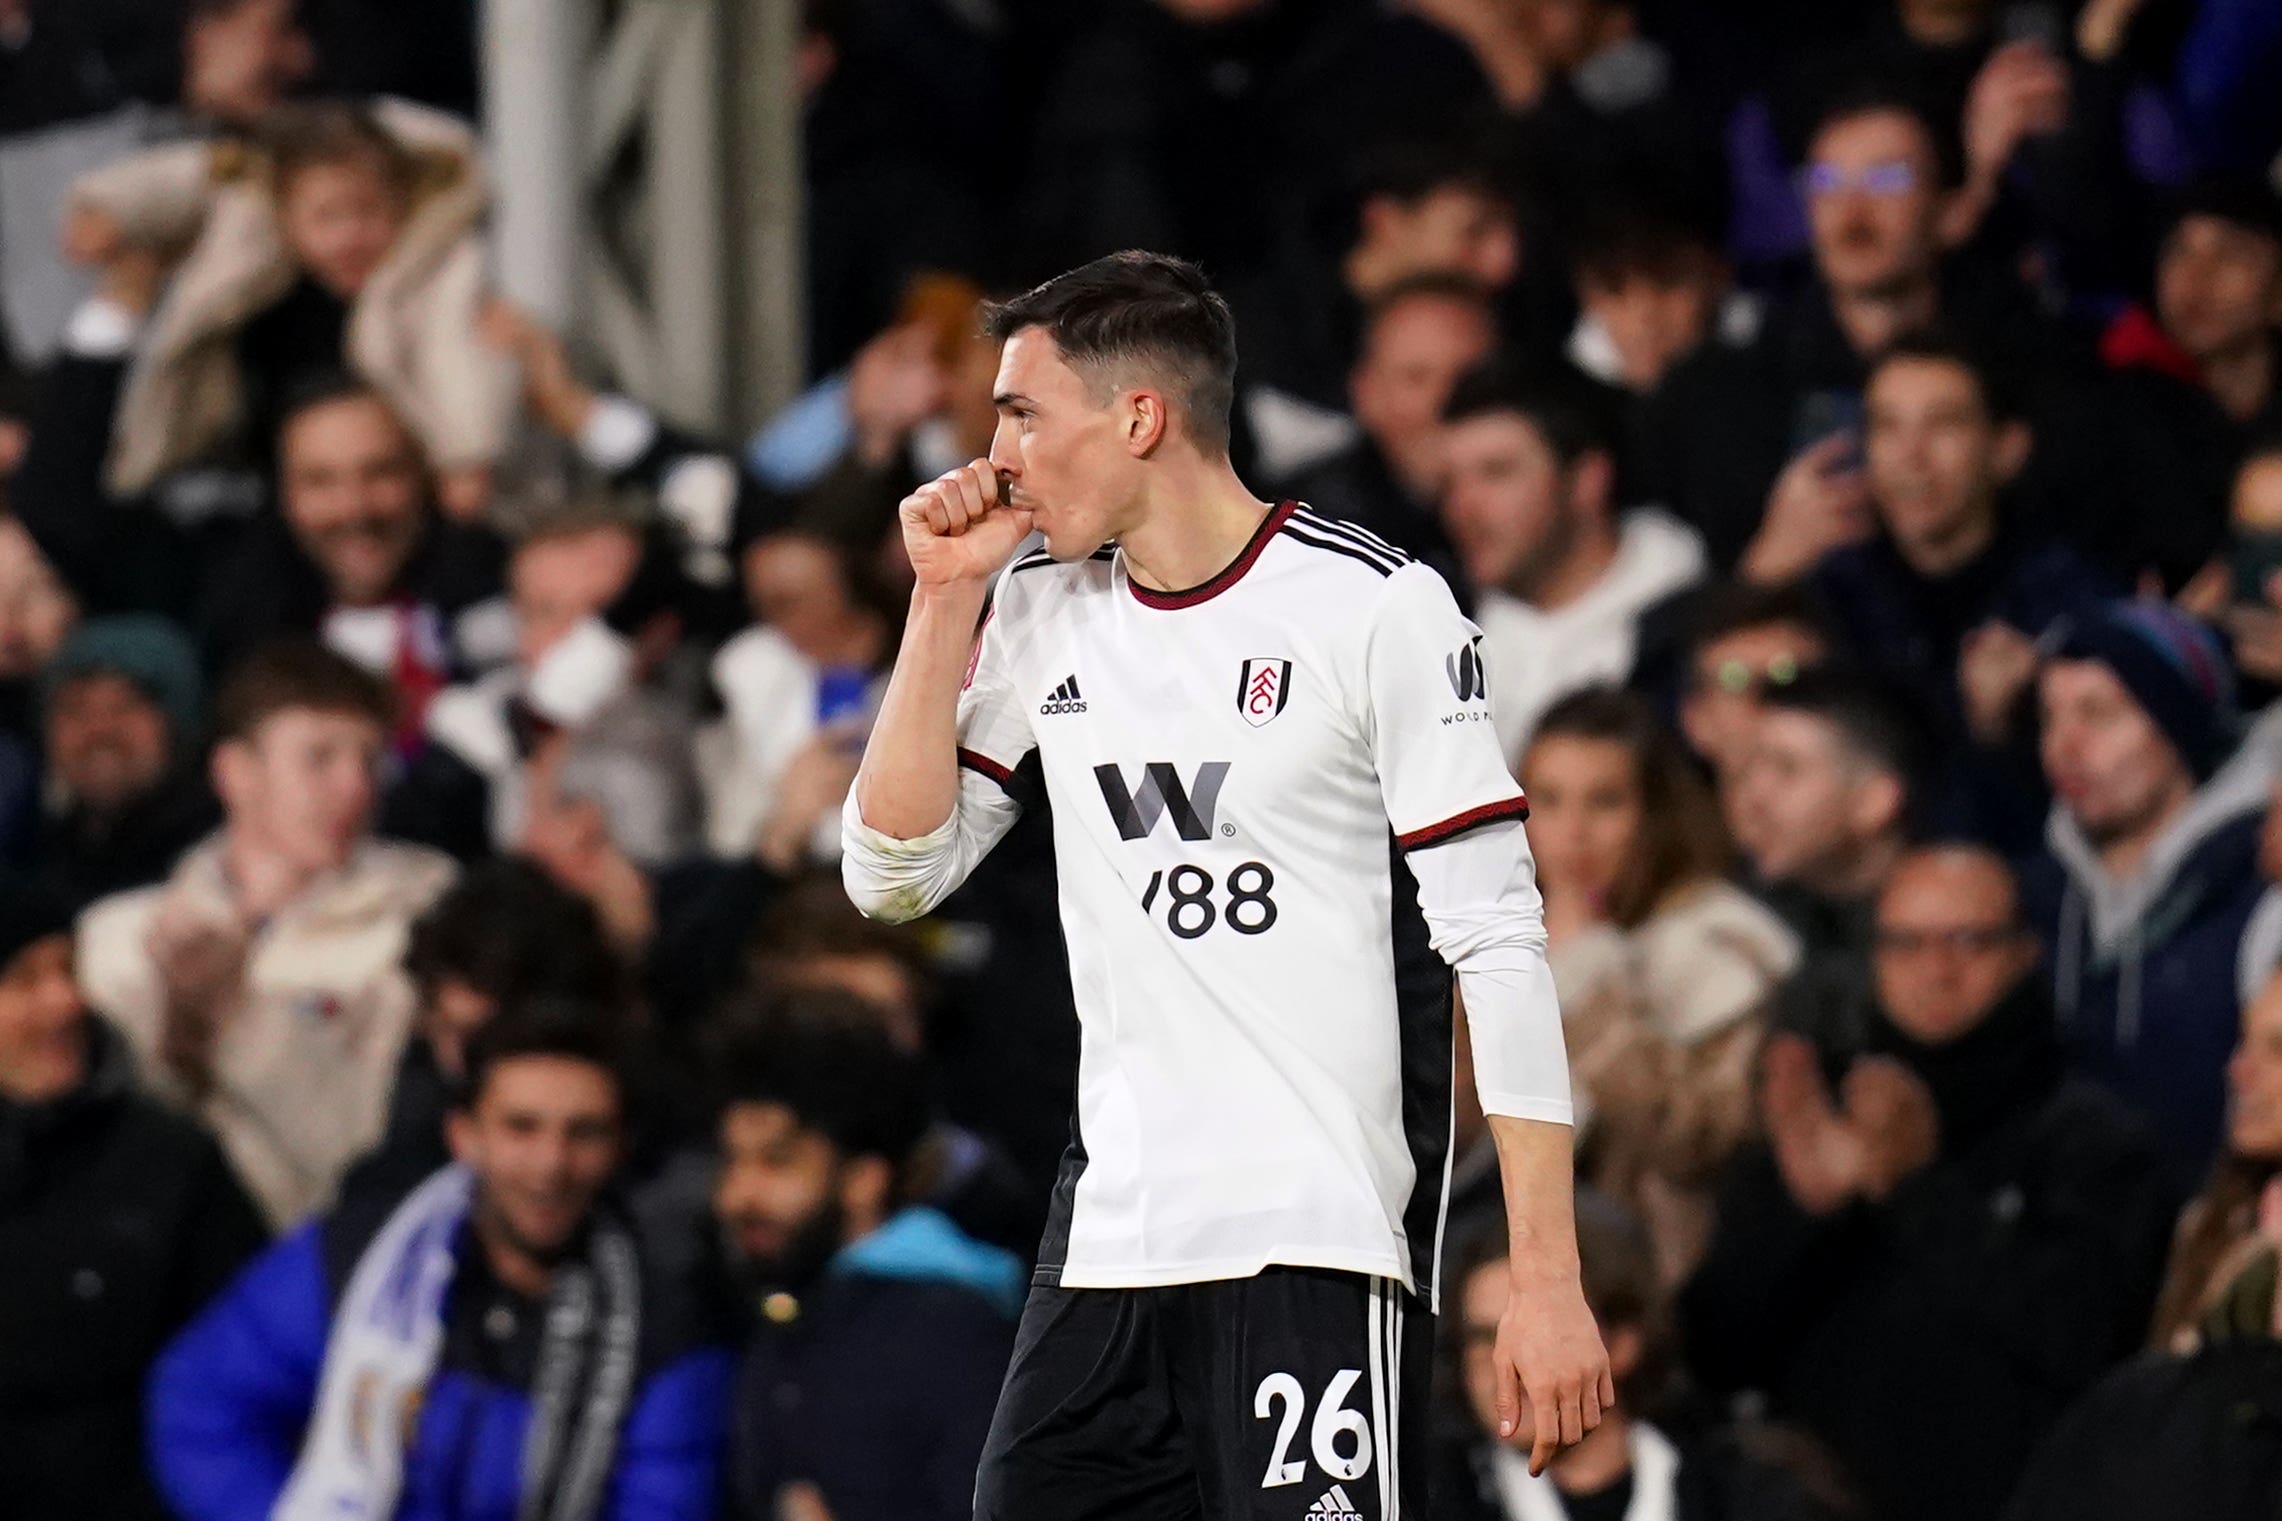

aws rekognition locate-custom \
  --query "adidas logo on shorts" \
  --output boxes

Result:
[1307,1485,1364,1520]
[1039,673,1088,715]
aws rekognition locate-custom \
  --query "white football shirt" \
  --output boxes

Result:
[845,502,1569,1298]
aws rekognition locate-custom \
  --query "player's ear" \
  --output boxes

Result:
[1125,387,1169,457]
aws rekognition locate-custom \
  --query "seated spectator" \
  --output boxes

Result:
[713,995,1019,1521]
[28,614,220,912]
[2150,966,2282,1350]
[1683,844,2177,1521]
[1440,1194,1854,1521]
[1278,273,1496,574]
[69,97,518,513]
[15,362,508,712]
[705,528,897,867]
[1566,201,1747,398]
[1816,331,2115,837]
[0,883,266,1521]
[1440,364,1707,764]
[1230,140,1523,476]
[148,998,735,1521]
[346,857,626,1200]
[1522,688,1798,1282]
[1667,578,1833,802]
[2026,602,2268,1170]
[416,509,703,872]
[77,640,455,1226]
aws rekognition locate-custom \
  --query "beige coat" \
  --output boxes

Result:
[73,98,518,496]
[76,836,456,1229]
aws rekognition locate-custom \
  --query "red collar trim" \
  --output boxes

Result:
[1126,501,1297,610]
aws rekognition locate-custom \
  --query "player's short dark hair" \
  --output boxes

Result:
[458,995,633,1112]
[1760,665,1925,790]
[982,251,1239,454]
[712,989,932,1168]
[212,638,395,744]
[405,858,625,1004]
[1440,361,1616,464]
[1869,326,2024,422]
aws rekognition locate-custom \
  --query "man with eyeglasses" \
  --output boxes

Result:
[1682,843,2176,1521]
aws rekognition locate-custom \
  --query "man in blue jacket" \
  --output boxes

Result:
[147,996,735,1521]
[713,991,1020,1521]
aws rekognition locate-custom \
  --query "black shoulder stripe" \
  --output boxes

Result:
[1279,525,1399,577]
[1282,519,1403,572]
[1292,509,1412,565]
[1009,546,1116,575]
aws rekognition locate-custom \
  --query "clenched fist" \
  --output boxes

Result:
[898,459,1034,588]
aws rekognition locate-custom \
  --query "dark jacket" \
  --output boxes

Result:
[0,1017,267,1521]
[1681,981,2177,1521]
[22,767,220,915]
[730,1207,1019,1521]
[1280,437,1468,603]
[2002,1341,2282,1521]
[147,1174,735,1521]
[2023,772,2268,1175]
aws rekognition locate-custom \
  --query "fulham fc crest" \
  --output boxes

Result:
[1237,658,1293,727]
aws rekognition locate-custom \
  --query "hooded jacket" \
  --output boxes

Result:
[2022,738,2273,1172]
[76,834,457,1228]
[0,1017,267,1521]
[1681,978,2178,1521]
[72,96,518,494]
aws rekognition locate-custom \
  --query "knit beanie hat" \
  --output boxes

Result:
[2053,601,2237,780]
[41,615,204,745]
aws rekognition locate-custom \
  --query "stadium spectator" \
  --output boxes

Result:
[2150,965,2282,1351]
[1668,578,1834,797]
[1441,1193,1855,1521]
[1522,688,1797,1282]
[27,615,219,912]
[1440,364,1706,764]
[713,994,1018,1521]
[1683,844,2176,1521]
[2026,601,2267,1171]
[0,882,266,1521]
[1566,201,1745,398]
[344,857,625,1201]
[2103,183,2282,440]
[705,527,897,867]
[2180,436,2282,700]
[68,98,518,514]
[76,640,455,1227]
[148,998,735,1521]
[2241,776,2282,1011]
[1641,90,2052,577]
[1277,273,1496,574]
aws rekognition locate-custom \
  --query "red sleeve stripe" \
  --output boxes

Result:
[957,747,1019,788]
[1396,795,1531,852]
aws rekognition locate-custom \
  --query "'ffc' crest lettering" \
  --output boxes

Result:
[1095,761,1230,842]
[1237,658,1293,727]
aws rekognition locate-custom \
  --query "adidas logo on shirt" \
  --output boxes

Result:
[1307,1486,1364,1520]
[1039,674,1088,715]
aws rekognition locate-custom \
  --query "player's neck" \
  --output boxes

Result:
[1118,458,1276,596]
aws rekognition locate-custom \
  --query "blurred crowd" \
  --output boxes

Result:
[3,0,2282,1518]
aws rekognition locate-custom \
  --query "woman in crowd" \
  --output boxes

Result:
[1522,686,1798,1281]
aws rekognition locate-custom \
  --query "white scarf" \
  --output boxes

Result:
[1493,1421,1681,1521]
[274,1165,475,1521]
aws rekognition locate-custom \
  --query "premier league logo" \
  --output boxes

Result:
[1237,658,1293,728]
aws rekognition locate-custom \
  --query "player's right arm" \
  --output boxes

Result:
[842,460,1036,924]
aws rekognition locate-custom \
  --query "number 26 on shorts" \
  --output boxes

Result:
[1254,1370,1371,1488]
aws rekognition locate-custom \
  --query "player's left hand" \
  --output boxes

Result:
[1494,1270,1615,1476]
